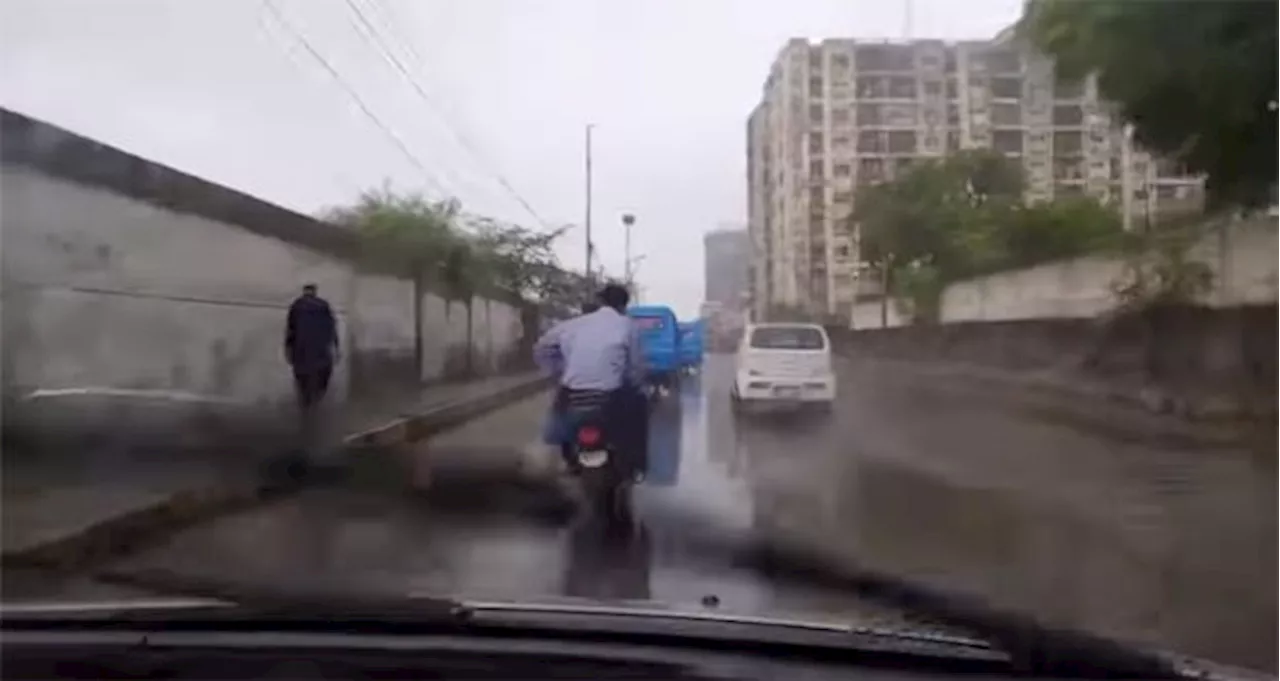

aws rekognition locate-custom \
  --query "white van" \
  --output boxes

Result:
[730,323,835,411]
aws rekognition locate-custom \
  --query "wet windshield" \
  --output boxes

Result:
[1,0,1275,675]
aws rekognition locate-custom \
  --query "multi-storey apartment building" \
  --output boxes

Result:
[704,227,751,310]
[746,30,1203,321]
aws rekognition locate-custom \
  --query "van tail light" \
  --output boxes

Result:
[577,426,602,447]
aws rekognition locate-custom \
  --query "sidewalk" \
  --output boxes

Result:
[1,371,548,567]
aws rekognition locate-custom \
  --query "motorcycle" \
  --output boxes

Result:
[562,389,636,523]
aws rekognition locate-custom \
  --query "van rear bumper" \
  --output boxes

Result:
[733,373,836,402]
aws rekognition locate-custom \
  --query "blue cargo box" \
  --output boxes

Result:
[627,305,681,377]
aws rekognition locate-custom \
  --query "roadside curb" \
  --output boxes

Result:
[1,375,551,572]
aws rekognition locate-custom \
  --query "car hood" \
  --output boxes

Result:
[3,596,1270,681]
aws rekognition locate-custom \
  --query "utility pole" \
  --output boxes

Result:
[622,213,636,287]
[584,124,595,293]
[879,255,892,328]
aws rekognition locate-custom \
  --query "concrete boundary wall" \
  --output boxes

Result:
[1,109,531,408]
[850,217,1277,329]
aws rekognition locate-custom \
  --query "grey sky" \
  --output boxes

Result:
[0,0,1021,317]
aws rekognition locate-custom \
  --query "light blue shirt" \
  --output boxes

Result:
[533,307,645,390]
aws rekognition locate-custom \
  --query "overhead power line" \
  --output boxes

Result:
[260,0,449,198]
[341,0,551,228]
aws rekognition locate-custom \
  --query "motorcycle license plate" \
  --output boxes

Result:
[577,449,610,468]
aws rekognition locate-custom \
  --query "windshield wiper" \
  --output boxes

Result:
[76,567,473,623]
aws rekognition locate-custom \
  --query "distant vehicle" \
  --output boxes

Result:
[627,304,681,395]
[731,323,835,414]
[677,320,704,373]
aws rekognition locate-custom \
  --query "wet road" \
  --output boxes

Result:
[7,354,1276,671]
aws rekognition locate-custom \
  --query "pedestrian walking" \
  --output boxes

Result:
[284,284,340,440]
[285,284,340,406]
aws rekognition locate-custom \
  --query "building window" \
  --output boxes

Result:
[832,54,850,70]
[810,160,824,178]
[858,157,886,183]
[947,103,961,126]
[857,131,884,153]
[889,76,917,99]
[1053,131,1084,156]
[834,244,851,258]
[1053,159,1084,180]
[833,135,850,149]
[991,103,1022,126]
[809,77,824,94]
[991,77,1022,99]
[856,76,887,99]
[809,133,824,154]
[923,80,942,97]
[1052,105,1084,126]
[946,130,962,151]
[832,108,850,124]
[834,163,852,177]
[993,130,1023,153]
[887,130,917,153]
[857,103,883,125]
[946,79,959,99]
[809,104,824,123]
[834,190,853,205]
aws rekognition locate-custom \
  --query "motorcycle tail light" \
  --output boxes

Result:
[577,425,601,447]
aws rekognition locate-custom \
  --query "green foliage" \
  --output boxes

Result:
[854,152,1125,321]
[890,261,944,324]
[324,185,582,312]
[324,185,461,280]
[999,197,1124,268]
[1020,0,1277,209]
[856,150,1024,276]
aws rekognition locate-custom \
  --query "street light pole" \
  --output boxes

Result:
[622,213,636,287]
[586,124,593,293]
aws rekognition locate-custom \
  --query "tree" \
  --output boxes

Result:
[1020,0,1278,209]
[855,150,1024,280]
[468,217,570,303]
[324,185,577,378]
[325,186,464,376]
[853,152,1123,321]
[998,197,1123,269]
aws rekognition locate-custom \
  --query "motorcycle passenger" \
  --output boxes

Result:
[533,283,648,477]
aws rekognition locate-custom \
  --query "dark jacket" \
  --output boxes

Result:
[285,295,338,370]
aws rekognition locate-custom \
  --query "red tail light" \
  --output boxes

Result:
[576,426,601,447]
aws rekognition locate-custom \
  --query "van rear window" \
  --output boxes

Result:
[632,316,665,331]
[749,326,825,350]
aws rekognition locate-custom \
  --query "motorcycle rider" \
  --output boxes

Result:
[533,283,648,477]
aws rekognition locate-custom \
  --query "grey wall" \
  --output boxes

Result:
[834,304,1277,418]
[850,217,1278,329]
[0,109,530,412]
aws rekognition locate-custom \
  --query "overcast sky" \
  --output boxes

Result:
[0,0,1020,317]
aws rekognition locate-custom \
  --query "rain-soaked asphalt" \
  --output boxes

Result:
[7,354,1276,671]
